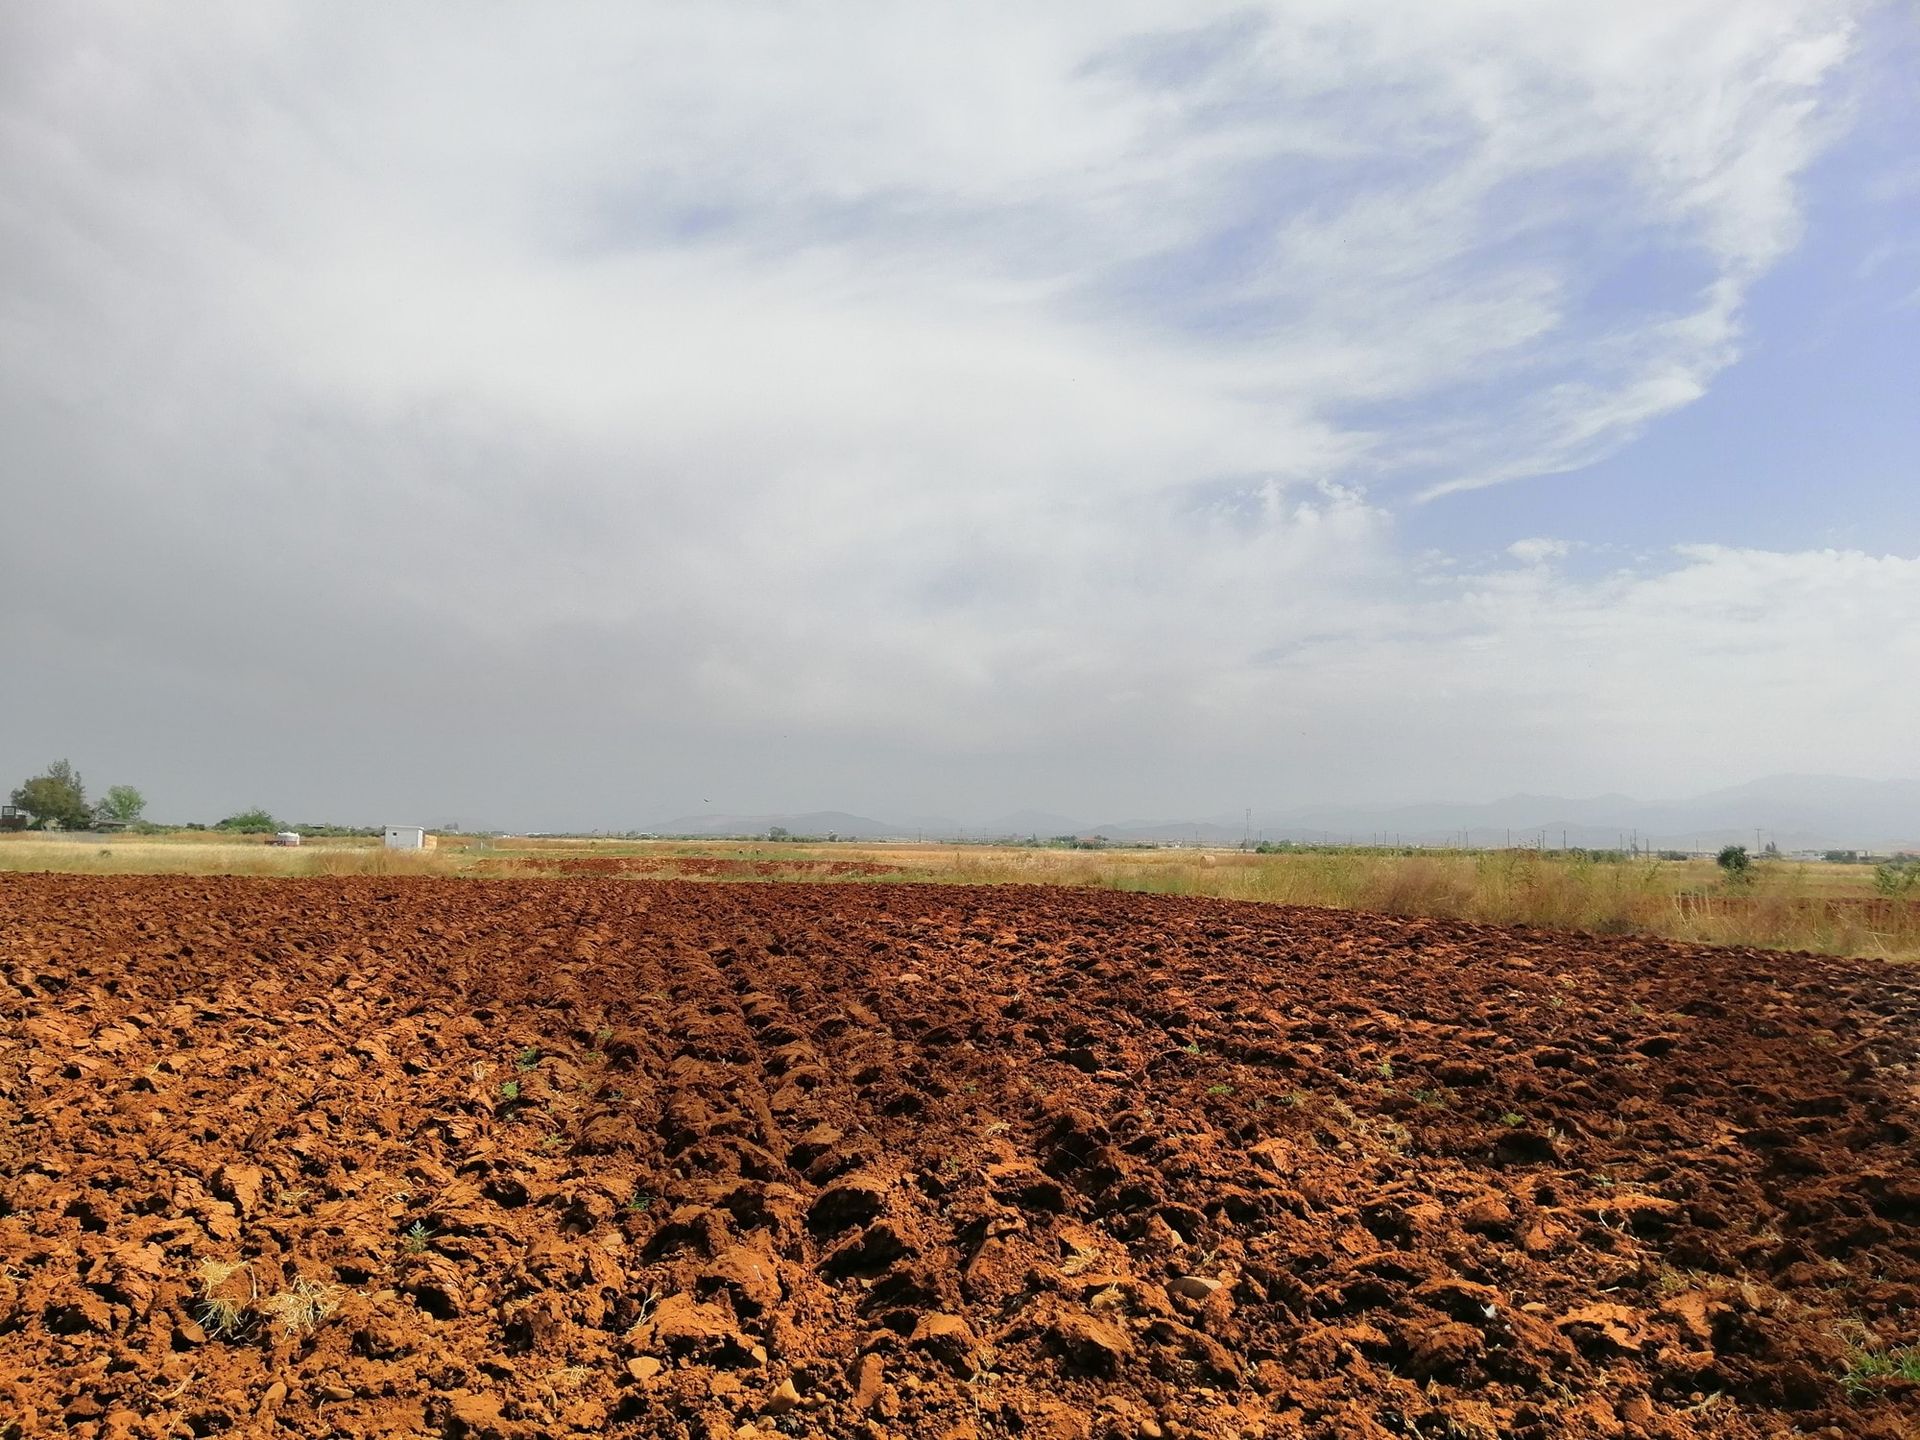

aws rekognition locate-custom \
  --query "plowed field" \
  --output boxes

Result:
[3,875,1918,1440]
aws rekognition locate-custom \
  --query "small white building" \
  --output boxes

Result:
[272,831,302,847]
[384,825,429,850]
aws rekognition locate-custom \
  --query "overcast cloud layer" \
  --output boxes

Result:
[3,3,1916,829]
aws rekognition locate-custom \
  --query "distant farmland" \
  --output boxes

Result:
[1,831,1915,963]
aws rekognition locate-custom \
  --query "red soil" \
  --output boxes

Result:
[2,874,1917,1440]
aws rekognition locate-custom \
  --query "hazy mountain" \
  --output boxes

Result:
[650,775,1916,852]
[636,776,1916,852]
[977,810,1090,838]
[649,810,909,839]
[1219,775,1920,852]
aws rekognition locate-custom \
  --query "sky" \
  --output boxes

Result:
[2,2,1916,831]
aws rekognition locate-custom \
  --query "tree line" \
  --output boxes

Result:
[8,760,144,829]
[4,760,355,835]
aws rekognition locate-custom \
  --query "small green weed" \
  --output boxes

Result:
[515,1047,542,1070]
[1841,1343,1920,1397]
[1206,1083,1234,1097]
[402,1221,432,1254]
[1498,1112,1525,1127]
[498,1080,520,1102]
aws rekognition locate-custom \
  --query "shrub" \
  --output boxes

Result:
[1874,858,1920,898]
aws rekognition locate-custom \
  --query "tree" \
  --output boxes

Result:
[767,826,791,841]
[1715,844,1751,876]
[96,785,146,825]
[215,807,280,834]
[10,760,89,829]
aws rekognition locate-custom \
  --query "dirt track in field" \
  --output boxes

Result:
[3,875,1918,1440]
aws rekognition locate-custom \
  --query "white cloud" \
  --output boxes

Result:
[0,3,1898,823]
[1507,538,1572,566]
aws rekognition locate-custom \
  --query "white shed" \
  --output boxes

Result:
[272,831,302,847]
[384,825,428,850]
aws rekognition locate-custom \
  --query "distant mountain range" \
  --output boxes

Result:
[649,810,916,841]
[649,775,1920,852]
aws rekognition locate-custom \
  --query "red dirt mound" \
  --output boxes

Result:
[2,875,1917,1439]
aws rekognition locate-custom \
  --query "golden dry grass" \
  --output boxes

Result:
[0,834,451,878]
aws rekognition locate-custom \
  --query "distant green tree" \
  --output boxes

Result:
[767,826,791,841]
[10,760,90,829]
[96,785,146,825]
[215,807,280,834]
[1716,844,1751,877]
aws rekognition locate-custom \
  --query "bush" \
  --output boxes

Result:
[1716,845,1751,877]
[1875,858,1920,899]
[215,808,281,834]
